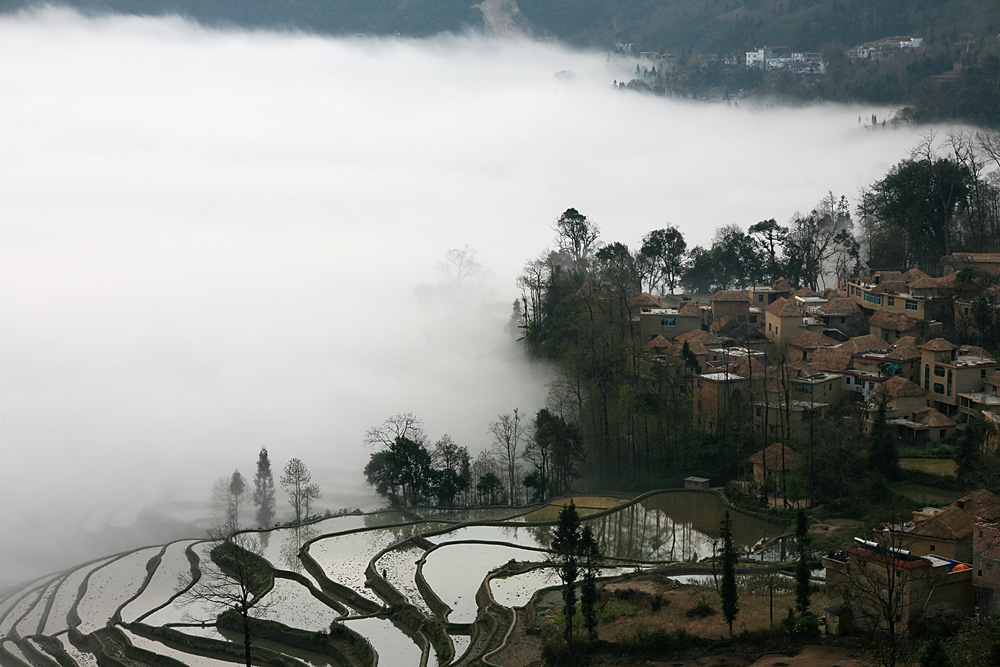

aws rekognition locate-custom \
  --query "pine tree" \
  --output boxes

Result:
[253,447,276,528]
[552,501,580,644]
[579,524,601,641]
[794,509,812,614]
[720,511,739,638]
[869,398,901,481]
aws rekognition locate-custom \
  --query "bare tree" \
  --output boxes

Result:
[364,412,426,449]
[280,458,320,524]
[211,469,246,526]
[488,408,529,505]
[179,517,275,667]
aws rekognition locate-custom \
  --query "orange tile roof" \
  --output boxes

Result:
[818,297,860,315]
[875,376,926,398]
[902,268,933,285]
[711,290,749,302]
[748,442,802,471]
[886,345,921,361]
[728,356,766,377]
[771,277,793,292]
[911,505,976,541]
[961,345,996,361]
[630,292,663,309]
[810,348,854,373]
[954,490,1000,521]
[789,330,838,350]
[911,406,956,428]
[674,329,723,345]
[678,301,702,317]
[765,297,805,317]
[792,287,819,298]
[921,337,958,352]
[870,310,919,332]
[643,335,673,352]
[841,334,891,353]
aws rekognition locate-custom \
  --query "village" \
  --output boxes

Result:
[630,252,1000,641]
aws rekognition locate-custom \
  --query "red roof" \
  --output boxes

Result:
[748,443,802,471]
[921,338,957,352]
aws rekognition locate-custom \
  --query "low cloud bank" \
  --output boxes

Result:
[0,8,940,585]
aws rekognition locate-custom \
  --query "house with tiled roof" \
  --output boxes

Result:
[693,370,748,433]
[816,297,863,331]
[921,338,1000,416]
[942,252,1000,276]
[635,301,702,340]
[748,277,793,308]
[847,267,955,321]
[789,330,838,361]
[868,310,928,341]
[764,297,824,346]
[887,406,958,443]
[909,505,977,562]
[747,442,801,481]
[710,290,750,323]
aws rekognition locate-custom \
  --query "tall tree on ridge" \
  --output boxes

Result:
[253,446,276,528]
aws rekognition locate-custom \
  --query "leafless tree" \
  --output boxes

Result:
[364,412,426,449]
[488,408,529,505]
[280,458,320,524]
[178,517,276,667]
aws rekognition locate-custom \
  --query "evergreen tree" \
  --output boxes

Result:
[229,469,246,525]
[869,399,901,482]
[719,511,739,638]
[579,524,601,641]
[552,501,581,644]
[253,447,276,528]
[794,509,812,614]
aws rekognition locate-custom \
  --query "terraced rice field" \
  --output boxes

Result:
[0,491,781,666]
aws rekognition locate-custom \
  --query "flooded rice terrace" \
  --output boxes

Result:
[0,491,785,666]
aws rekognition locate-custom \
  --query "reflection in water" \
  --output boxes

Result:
[278,524,319,573]
[582,493,783,563]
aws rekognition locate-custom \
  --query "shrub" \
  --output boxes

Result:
[685,598,715,619]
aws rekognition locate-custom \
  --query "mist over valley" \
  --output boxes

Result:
[0,7,948,587]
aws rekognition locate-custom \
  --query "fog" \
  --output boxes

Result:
[0,7,943,586]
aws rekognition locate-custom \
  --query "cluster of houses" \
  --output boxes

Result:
[632,253,1000,629]
[634,258,1000,445]
[823,489,1000,634]
[744,47,823,72]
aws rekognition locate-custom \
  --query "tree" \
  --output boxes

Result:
[783,193,856,290]
[488,409,529,506]
[719,511,739,638]
[179,518,275,667]
[868,398,901,483]
[795,509,813,615]
[579,524,601,641]
[364,436,434,507]
[552,501,581,644]
[554,207,599,267]
[430,435,471,506]
[253,446,276,528]
[638,226,687,294]
[280,458,320,524]
[364,412,426,449]
[229,470,246,522]
[476,471,504,505]
[748,218,787,283]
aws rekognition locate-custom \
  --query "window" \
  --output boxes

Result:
[924,364,930,388]
[940,429,947,439]
[755,407,762,416]
[697,379,703,389]
[983,369,988,378]
[929,545,935,552]
[758,294,764,302]
[935,366,946,377]
[947,369,953,396]
[906,300,918,311]
[841,317,846,323]
[887,297,895,307]
[934,382,945,394]
[864,292,882,305]
[749,315,758,323]
[661,317,676,327]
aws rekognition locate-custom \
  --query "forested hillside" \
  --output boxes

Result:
[7,0,1000,125]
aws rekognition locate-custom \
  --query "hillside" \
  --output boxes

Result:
[3,0,999,123]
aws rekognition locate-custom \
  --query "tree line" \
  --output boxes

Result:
[212,446,328,529]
